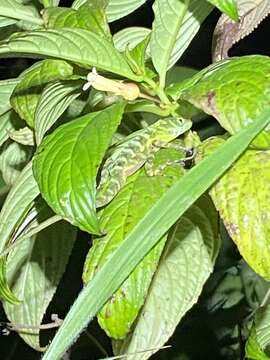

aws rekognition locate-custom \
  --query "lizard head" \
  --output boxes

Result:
[154,117,192,142]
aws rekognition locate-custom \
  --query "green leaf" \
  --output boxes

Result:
[35,80,81,145]
[33,102,125,235]
[0,162,39,254]
[83,148,184,339]
[246,328,270,360]
[8,126,35,146]
[0,78,18,115]
[0,140,32,186]
[0,162,39,303]
[4,220,76,351]
[115,195,219,359]
[0,28,139,80]
[43,1,111,39]
[10,59,74,127]
[179,55,270,149]
[150,0,213,87]
[113,27,151,53]
[0,0,43,25]
[72,0,147,22]
[42,106,270,360]
[40,0,60,7]
[212,0,270,61]
[124,36,149,75]
[207,0,239,20]
[0,16,17,28]
[200,137,270,279]
[0,110,21,147]
[0,258,20,304]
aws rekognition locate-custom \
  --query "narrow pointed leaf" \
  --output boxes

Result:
[33,102,125,235]
[115,195,219,359]
[0,28,139,80]
[4,221,76,351]
[42,107,270,360]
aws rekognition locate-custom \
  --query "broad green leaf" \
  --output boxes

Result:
[0,28,139,80]
[113,27,151,52]
[11,59,74,127]
[0,0,43,25]
[207,0,238,20]
[42,107,270,360]
[150,0,213,87]
[8,126,35,146]
[33,102,125,235]
[0,141,32,186]
[72,0,147,22]
[212,0,270,61]
[4,220,76,351]
[200,137,270,279]
[43,1,111,39]
[115,195,219,359]
[35,80,81,145]
[83,148,185,339]
[179,55,270,149]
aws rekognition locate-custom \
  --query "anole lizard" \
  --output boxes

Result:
[212,0,270,62]
[96,117,192,208]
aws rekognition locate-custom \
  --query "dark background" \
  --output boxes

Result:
[0,1,270,359]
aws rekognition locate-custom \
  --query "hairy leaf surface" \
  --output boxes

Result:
[199,137,270,279]
[179,55,270,149]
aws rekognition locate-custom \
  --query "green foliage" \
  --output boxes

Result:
[0,1,269,359]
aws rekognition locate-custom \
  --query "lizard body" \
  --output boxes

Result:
[96,117,192,207]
